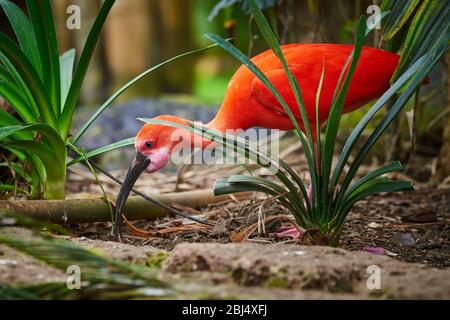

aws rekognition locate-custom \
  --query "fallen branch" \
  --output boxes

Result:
[0,190,250,224]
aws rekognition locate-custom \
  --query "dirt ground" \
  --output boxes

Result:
[68,185,449,269]
[1,145,449,299]
[1,226,449,299]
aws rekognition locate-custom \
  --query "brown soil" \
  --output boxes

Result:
[340,187,449,268]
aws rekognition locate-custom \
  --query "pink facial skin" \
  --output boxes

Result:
[135,138,170,173]
[145,148,170,173]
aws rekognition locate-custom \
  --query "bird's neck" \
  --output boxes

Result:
[193,118,225,149]
[189,100,255,149]
[206,100,254,131]
[204,117,229,133]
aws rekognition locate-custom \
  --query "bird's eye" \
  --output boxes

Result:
[145,141,154,148]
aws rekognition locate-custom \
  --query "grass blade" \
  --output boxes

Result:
[0,107,22,126]
[26,0,61,114]
[0,236,172,299]
[0,80,36,123]
[60,49,76,110]
[345,161,404,198]
[214,176,305,223]
[315,62,326,215]
[1,140,63,177]
[67,137,135,166]
[0,51,40,121]
[248,0,312,141]
[61,0,116,140]
[5,147,45,195]
[0,32,56,128]
[0,0,42,78]
[382,0,421,40]
[331,180,413,232]
[342,180,413,217]
[322,17,366,207]
[204,33,303,135]
[247,0,320,210]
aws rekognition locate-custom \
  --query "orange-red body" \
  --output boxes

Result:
[136,44,400,172]
[208,44,399,132]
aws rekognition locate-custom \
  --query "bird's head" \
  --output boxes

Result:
[113,115,190,240]
[135,115,189,173]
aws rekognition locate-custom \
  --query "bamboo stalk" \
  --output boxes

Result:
[0,190,250,224]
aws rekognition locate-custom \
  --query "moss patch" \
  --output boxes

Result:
[147,251,169,269]
[265,271,289,289]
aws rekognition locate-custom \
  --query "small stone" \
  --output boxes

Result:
[418,241,442,250]
[392,233,415,247]
[368,222,382,229]
[385,249,399,257]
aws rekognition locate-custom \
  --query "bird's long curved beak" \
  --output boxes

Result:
[113,152,151,241]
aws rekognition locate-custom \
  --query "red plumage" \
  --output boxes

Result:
[209,44,400,131]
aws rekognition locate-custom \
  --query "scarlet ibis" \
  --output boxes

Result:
[114,44,400,239]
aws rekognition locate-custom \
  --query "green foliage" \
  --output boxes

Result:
[0,212,173,299]
[147,251,170,269]
[141,0,447,246]
[194,71,233,104]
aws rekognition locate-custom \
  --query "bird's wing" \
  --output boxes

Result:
[250,63,333,121]
[250,47,398,121]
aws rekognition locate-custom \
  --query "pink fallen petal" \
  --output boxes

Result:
[275,224,301,240]
[363,246,386,255]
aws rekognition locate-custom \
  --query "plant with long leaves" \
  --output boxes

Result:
[0,0,117,199]
[140,0,447,246]
[0,0,219,199]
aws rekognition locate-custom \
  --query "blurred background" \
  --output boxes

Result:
[0,0,448,179]
[2,0,393,105]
